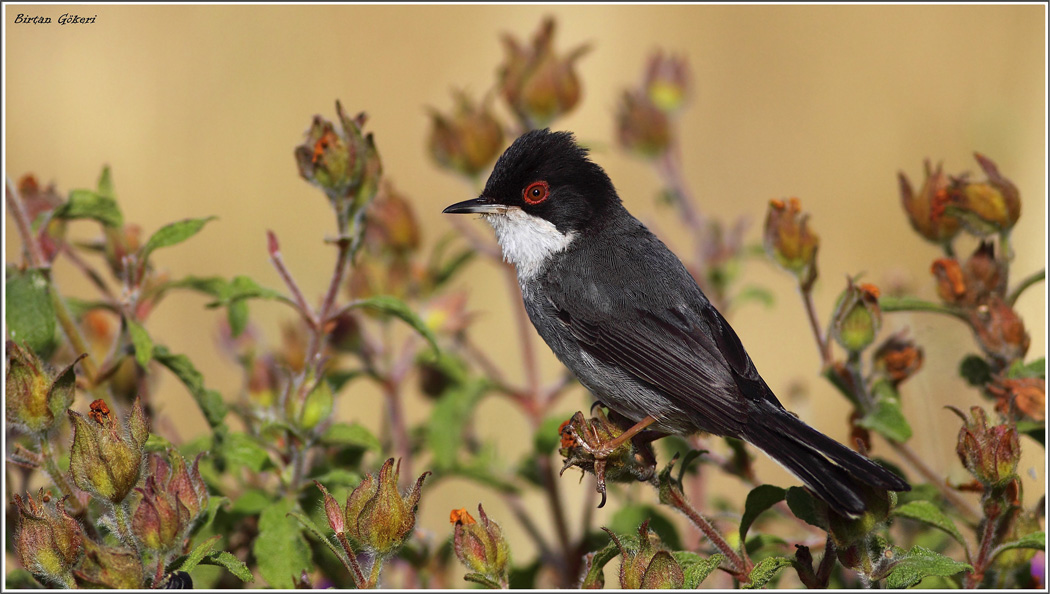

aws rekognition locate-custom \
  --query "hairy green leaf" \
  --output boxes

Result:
[426,379,485,469]
[743,556,793,589]
[884,545,972,589]
[254,499,311,589]
[5,267,57,357]
[126,318,154,368]
[673,552,724,588]
[610,504,682,551]
[140,217,217,264]
[198,551,252,582]
[893,501,965,546]
[858,380,912,443]
[153,345,228,427]
[992,531,1045,559]
[1008,357,1045,380]
[55,188,123,227]
[785,486,825,530]
[177,534,221,574]
[221,432,273,473]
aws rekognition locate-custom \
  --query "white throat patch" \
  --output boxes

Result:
[483,207,576,281]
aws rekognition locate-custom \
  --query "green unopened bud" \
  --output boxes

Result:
[497,17,590,129]
[13,489,84,588]
[68,397,149,504]
[74,538,144,589]
[427,91,505,179]
[643,51,690,113]
[294,101,382,221]
[607,521,684,589]
[451,505,510,587]
[343,458,430,556]
[951,406,1021,486]
[898,160,960,244]
[615,90,672,159]
[831,279,882,353]
[763,198,820,289]
[285,377,333,431]
[5,341,84,435]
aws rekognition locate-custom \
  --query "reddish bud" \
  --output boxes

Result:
[615,90,672,159]
[763,198,820,289]
[899,160,960,244]
[452,504,510,587]
[969,296,1030,367]
[13,489,84,587]
[643,51,690,113]
[427,91,505,179]
[951,406,1021,486]
[341,458,430,556]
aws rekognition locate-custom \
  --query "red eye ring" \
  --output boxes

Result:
[523,180,550,205]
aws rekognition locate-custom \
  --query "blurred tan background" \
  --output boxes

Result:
[5,3,1046,585]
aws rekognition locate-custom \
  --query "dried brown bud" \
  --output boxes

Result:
[989,376,1045,422]
[497,17,590,129]
[899,160,960,244]
[763,198,819,289]
[969,296,1030,367]
[615,90,672,159]
[428,91,505,179]
[872,331,924,386]
[931,241,1005,307]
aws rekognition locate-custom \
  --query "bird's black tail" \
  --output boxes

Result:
[742,401,910,517]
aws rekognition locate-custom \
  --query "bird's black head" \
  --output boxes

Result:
[443,129,620,234]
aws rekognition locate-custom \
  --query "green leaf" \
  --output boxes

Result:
[673,552,724,588]
[227,300,249,337]
[959,354,993,387]
[426,379,486,469]
[610,504,683,551]
[349,295,439,353]
[734,285,775,309]
[96,165,115,199]
[145,433,175,452]
[197,496,229,534]
[230,489,273,515]
[5,266,57,357]
[740,484,787,542]
[534,415,568,454]
[579,539,621,589]
[287,510,349,568]
[166,275,229,298]
[198,551,252,582]
[221,432,273,473]
[785,486,825,530]
[745,533,788,556]
[463,573,503,589]
[893,501,966,547]
[883,545,972,589]
[177,534,221,573]
[55,188,123,227]
[307,468,362,489]
[320,422,381,452]
[857,380,912,443]
[254,499,311,589]
[140,217,217,264]
[743,556,794,589]
[125,318,154,368]
[1008,357,1045,380]
[992,531,1045,559]
[153,345,228,427]
[1016,420,1045,447]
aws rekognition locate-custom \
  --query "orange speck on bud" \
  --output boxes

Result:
[88,399,110,425]
[858,283,881,299]
[450,508,477,525]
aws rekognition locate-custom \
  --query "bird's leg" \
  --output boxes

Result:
[574,415,657,458]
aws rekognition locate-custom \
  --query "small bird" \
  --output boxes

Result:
[443,129,909,516]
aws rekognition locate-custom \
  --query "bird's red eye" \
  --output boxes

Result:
[523,180,550,205]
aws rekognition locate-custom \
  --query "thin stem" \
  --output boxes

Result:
[663,479,752,581]
[1007,268,1044,307]
[336,532,367,588]
[889,440,981,524]
[800,287,832,367]
[879,295,969,322]
[6,176,47,268]
[266,230,317,329]
[58,242,115,300]
[50,283,101,385]
[366,554,384,588]
[537,454,573,584]
[383,377,413,483]
[111,502,138,551]
[965,510,1000,588]
[37,436,82,514]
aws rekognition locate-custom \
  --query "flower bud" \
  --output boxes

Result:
[294,101,382,219]
[340,458,430,556]
[898,160,960,244]
[497,17,590,129]
[763,198,819,289]
[285,376,333,432]
[615,90,672,159]
[362,182,421,257]
[607,521,685,589]
[969,296,1030,366]
[831,279,882,353]
[989,375,1045,421]
[427,91,505,179]
[451,504,510,587]
[951,406,1021,486]
[13,489,84,587]
[68,397,149,504]
[131,475,186,553]
[421,292,473,338]
[74,538,144,589]
[5,341,83,435]
[872,331,924,386]
[939,153,1021,235]
[931,241,1005,307]
[643,51,690,113]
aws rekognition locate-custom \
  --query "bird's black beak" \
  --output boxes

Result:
[442,196,502,215]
